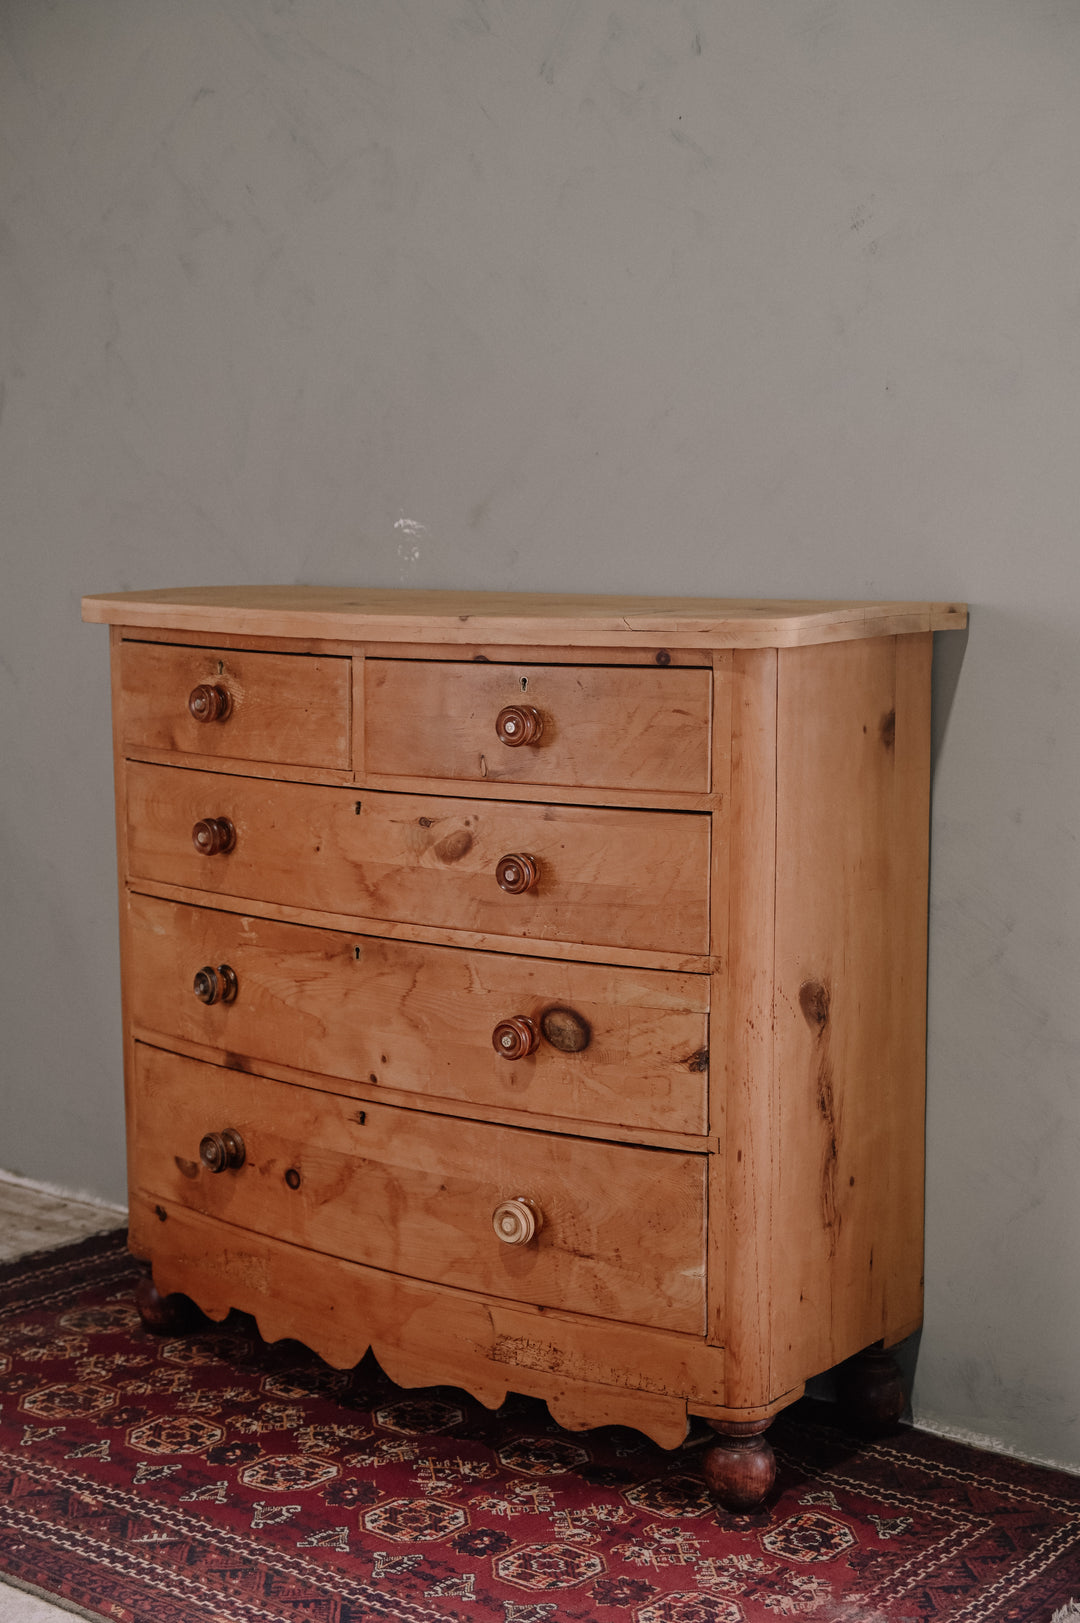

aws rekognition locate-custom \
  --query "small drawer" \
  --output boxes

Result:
[132,1045,707,1333]
[119,642,351,769]
[126,764,711,956]
[127,894,710,1134]
[364,660,712,792]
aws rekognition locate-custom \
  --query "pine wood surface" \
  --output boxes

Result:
[125,763,712,955]
[119,640,351,768]
[90,590,966,1452]
[132,1045,707,1335]
[364,659,713,791]
[126,891,711,1135]
[130,1195,801,1442]
[84,585,967,648]
[768,633,931,1389]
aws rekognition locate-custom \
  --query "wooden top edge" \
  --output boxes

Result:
[81,587,968,647]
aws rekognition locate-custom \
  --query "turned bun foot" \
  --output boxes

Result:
[837,1344,906,1436]
[135,1272,204,1335]
[702,1420,776,1512]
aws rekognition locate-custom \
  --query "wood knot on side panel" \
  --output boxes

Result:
[799,978,842,1257]
[799,980,830,1032]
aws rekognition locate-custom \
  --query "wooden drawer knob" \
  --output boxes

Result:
[193,964,238,1005]
[199,1128,245,1173]
[188,683,232,723]
[495,853,540,894]
[492,1196,543,1246]
[492,1016,539,1060]
[191,817,235,856]
[495,704,543,747]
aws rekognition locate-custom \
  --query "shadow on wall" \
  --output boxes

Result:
[931,624,969,788]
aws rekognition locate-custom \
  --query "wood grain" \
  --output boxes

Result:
[119,641,351,768]
[713,649,779,1406]
[768,634,931,1392]
[131,1045,707,1333]
[364,659,712,791]
[126,892,711,1134]
[83,586,968,649]
[125,763,711,954]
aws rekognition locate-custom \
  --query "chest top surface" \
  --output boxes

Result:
[81,586,966,648]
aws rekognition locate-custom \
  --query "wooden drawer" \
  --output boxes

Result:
[119,642,351,769]
[126,763,711,955]
[127,894,710,1134]
[365,659,712,792]
[132,1045,707,1333]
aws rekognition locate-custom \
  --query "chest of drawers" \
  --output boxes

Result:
[83,587,966,1508]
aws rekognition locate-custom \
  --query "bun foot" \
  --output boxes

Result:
[135,1272,205,1335]
[838,1344,906,1436]
[702,1420,776,1512]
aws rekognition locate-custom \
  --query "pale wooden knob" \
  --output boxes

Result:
[495,853,540,894]
[495,704,543,747]
[193,964,238,1005]
[492,1016,539,1060]
[492,1197,543,1246]
[188,683,232,723]
[199,1128,245,1173]
[192,817,235,855]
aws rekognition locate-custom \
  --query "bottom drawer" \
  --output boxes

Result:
[131,1044,706,1335]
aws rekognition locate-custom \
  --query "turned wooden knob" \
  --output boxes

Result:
[492,1016,539,1060]
[188,683,232,723]
[492,1197,543,1246]
[495,853,540,894]
[199,1128,246,1173]
[495,704,544,747]
[193,964,238,1005]
[191,817,235,856]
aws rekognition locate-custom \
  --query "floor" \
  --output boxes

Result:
[0,1174,128,1620]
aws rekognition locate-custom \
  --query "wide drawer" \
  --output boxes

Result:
[126,763,711,955]
[364,660,712,792]
[132,1045,707,1333]
[118,642,351,769]
[127,894,710,1134]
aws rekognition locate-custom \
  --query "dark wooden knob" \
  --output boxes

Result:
[199,1128,246,1173]
[540,1007,591,1053]
[188,683,231,723]
[495,704,544,747]
[193,964,238,1005]
[191,817,235,856]
[492,1016,539,1060]
[495,853,540,894]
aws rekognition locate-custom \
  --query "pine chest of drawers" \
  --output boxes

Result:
[83,587,966,1507]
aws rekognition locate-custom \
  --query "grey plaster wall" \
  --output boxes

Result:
[2,1,1078,1470]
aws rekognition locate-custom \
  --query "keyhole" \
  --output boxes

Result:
[217,660,224,675]
[519,676,528,692]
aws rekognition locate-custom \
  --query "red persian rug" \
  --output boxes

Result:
[2,1231,1079,1623]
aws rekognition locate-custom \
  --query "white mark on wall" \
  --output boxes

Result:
[394,514,431,578]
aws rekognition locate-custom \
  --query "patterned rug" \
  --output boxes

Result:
[1,1231,1078,1623]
